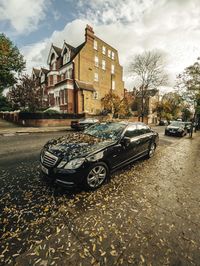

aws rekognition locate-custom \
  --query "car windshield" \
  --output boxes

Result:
[170,121,182,127]
[84,122,127,140]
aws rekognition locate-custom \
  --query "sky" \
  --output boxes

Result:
[1,0,200,92]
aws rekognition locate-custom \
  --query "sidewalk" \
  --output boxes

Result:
[0,118,70,135]
[15,132,200,265]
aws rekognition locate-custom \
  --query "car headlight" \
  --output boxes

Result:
[58,158,85,169]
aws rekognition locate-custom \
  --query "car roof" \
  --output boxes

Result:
[104,121,148,126]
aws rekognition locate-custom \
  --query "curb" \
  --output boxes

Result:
[0,128,72,136]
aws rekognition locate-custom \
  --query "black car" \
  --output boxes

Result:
[158,120,168,126]
[40,122,159,190]
[71,118,99,131]
[165,121,187,137]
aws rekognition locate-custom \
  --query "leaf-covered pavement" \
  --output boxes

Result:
[0,134,200,265]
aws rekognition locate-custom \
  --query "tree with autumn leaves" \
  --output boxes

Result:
[0,34,25,94]
[176,59,200,121]
[0,34,26,111]
[101,91,131,118]
[9,75,40,112]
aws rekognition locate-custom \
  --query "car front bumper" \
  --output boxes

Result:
[165,130,183,136]
[40,163,88,188]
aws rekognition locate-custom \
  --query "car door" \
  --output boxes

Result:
[136,124,153,154]
[108,124,142,170]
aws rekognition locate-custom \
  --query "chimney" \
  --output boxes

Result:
[85,25,94,42]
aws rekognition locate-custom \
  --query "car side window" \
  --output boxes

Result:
[137,124,151,135]
[124,125,139,138]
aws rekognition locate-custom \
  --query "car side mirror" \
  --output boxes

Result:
[121,136,131,147]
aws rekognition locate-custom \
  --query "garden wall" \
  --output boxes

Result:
[0,111,149,127]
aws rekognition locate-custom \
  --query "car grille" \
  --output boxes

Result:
[41,151,58,167]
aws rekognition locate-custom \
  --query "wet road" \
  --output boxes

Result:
[1,129,199,265]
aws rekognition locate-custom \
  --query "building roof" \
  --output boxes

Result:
[32,68,40,77]
[41,68,49,74]
[75,80,96,92]
[70,42,86,62]
[52,45,62,56]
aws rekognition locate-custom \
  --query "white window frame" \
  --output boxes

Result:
[41,73,45,83]
[111,64,115,74]
[112,80,115,90]
[94,56,99,67]
[111,51,115,60]
[64,89,67,104]
[108,49,111,58]
[63,52,70,65]
[94,72,98,82]
[102,60,106,70]
[52,62,56,70]
[94,40,98,50]
[102,46,106,55]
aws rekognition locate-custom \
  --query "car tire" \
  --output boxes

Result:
[84,162,109,190]
[147,142,156,158]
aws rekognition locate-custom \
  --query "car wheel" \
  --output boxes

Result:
[84,162,109,190]
[148,142,156,158]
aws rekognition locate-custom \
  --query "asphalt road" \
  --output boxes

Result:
[0,127,194,265]
[0,126,180,163]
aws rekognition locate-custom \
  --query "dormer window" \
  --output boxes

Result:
[41,73,45,83]
[63,51,70,65]
[50,53,56,70]
[52,62,56,71]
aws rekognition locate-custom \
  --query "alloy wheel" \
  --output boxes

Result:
[149,143,156,158]
[86,165,107,188]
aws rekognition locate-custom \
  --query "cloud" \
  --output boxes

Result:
[0,0,50,35]
[21,19,88,73]
[21,0,200,91]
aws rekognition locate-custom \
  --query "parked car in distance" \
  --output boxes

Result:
[71,118,99,131]
[158,120,168,126]
[165,121,187,137]
[40,122,159,190]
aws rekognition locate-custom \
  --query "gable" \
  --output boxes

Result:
[47,45,61,65]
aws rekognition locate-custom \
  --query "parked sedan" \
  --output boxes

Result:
[71,118,99,131]
[165,121,187,137]
[40,122,159,190]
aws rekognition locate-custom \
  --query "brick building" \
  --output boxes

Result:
[32,25,125,114]
[32,67,49,108]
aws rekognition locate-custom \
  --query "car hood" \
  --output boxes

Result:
[167,126,180,130]
[44,132,115,160]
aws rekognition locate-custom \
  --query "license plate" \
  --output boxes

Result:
[41,164,49,175]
